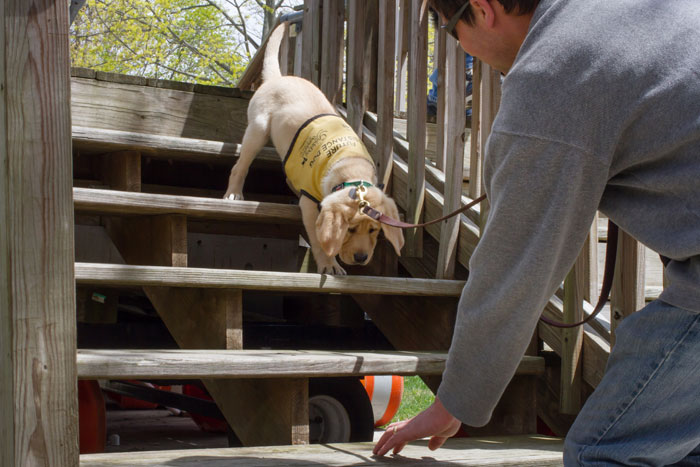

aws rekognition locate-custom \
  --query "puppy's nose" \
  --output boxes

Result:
[353,252,368,263]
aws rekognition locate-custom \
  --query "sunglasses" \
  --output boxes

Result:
[441,2,470,40]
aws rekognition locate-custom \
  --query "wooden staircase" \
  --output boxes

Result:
[71,68,562,465]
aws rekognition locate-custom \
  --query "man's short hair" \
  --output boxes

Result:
[429,0,539,26]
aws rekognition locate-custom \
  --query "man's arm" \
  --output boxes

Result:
[438,130,609,426]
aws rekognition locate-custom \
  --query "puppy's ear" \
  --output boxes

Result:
[316,200,349,257]
[377,194,405,256]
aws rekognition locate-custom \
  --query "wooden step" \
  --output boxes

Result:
[73,187,301,224]
[79,435,563,466]
[72,125,280,164]
[74,262,466,296]
[76,349,544,380]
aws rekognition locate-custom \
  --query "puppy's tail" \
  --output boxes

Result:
[262,22,287,83]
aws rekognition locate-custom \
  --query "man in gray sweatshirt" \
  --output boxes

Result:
[374,0,700,464]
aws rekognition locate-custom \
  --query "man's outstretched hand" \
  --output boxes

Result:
[372,396,462,457]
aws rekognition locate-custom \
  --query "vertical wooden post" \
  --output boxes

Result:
[583,214,599,304]
[436,38,466,280]
[405,0,428,257]
[560,254,585,414]
[347,0,368,133]
[279,26,290,76]
[434,28,447,171]
[394,0,410,115]
[1,1,78,465]
[302,0,321,85]
[610,229,646,345]
[376,0,396,188]
[320,0,344,104]
[468,59,482,200]
[476,63,501,231]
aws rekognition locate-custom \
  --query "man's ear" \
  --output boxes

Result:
[315,201,349,258]
[471,0,496,28]
[377,195,405,256]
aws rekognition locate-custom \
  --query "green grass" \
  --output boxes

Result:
[383,376,435,427]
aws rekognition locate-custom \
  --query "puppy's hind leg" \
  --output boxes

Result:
[224,114,269,200]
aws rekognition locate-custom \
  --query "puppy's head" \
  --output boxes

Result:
[316,187,404,265]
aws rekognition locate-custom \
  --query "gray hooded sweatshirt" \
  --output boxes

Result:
[438,0,700,426]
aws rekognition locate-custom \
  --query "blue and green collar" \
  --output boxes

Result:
[331,180,374,193]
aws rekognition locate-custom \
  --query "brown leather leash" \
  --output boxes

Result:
[350,185,618,329]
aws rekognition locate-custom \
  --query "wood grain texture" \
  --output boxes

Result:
[436,39,466,280]
[1,1,79,465]
[469,59,483,200]
[73,188,302,224]
[72,126,279,164]
[76,349,543,380]
[71,77,250,143]
[610,229,646,345]
[559,255,585,414]
[320,0,344,104]
[80,435,564,466]
[404,0,428,257]
[375,0,396,187]
[74,262,466,296]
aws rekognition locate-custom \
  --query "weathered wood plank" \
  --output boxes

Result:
[610,229,646,344]
[436,39,466,280]
[559,254,585,414]
[80,435,564,466]
[76,349,543,380]
[72,126,279,164]
[71,77,250,143]
[1,1,79,466]
[301,0,321,85]
[375,0,396,187]
[73,188,302,224]
[320,0,344,104]
[405,0,428,257]
[74,262,466,296]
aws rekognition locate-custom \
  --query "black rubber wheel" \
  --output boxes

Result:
[308,377,374,443]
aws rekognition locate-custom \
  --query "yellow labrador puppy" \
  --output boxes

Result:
[224,22,404,274]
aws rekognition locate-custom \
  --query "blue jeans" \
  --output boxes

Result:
[564,300,700,466]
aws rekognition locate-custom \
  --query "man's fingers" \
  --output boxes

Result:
[428,435,449,451]
[392,441,407,455]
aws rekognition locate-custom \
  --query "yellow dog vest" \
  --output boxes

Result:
[283,114,374,204]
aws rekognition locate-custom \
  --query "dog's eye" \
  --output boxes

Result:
[348,227,357,234]
[369,228,378,234]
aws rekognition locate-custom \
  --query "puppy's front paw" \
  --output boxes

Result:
[224,192,244,201]
[317,258,346,275]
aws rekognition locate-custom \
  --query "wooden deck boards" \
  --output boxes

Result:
[80,435,564,466]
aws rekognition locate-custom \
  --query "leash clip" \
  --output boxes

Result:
[356,184,370,211]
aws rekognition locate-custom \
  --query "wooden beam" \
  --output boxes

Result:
[320,0,344,104]
[72,126,280,165]
[375,0,396,188]
[1,0,78,465]
[347,0,374,134]
[468,59,483,200]
[76,349,513,379]
[435,28,447,171]
[559,254,585,414]
[101,150,141,192]
[436,39,466,280]
[610,229,646,345]
[74,262,466,296]
[405,0,428,257]
[301,0,321,85]
[73,188,302,224]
